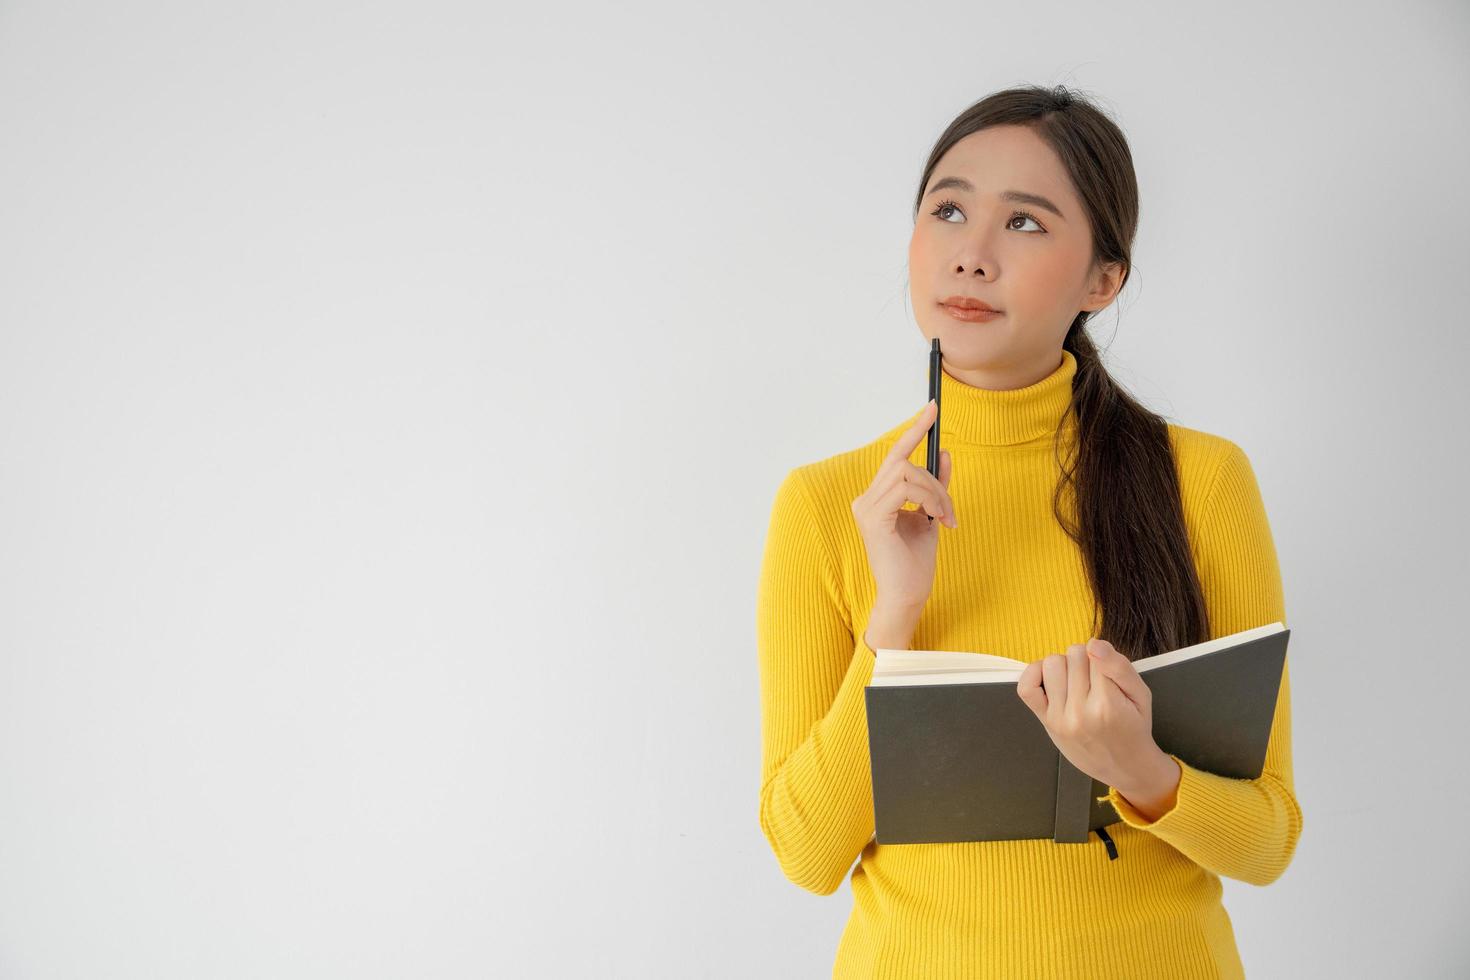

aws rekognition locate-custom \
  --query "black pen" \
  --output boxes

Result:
[926,337,941,521]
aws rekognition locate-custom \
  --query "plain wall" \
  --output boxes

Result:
[1,0,1466,976]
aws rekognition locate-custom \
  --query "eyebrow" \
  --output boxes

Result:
[923,176,1066,221]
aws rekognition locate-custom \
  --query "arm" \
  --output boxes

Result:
[1098,443,1304,886]
[756,468,887,896]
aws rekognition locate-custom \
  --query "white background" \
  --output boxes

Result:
[1,1,1466,977]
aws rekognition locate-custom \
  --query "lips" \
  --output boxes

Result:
[941,303,1002,322]
[940,295,1000,312]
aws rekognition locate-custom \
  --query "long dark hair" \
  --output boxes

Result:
[912,84,1209,661]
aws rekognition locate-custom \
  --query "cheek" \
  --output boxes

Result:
[908,227,937,273]
[1030,246,1093,300]
[1008,257,1075,312]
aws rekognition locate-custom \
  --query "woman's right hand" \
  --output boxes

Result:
[850,399,957,611]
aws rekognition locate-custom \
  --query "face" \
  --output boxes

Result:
[908,123,1124,388]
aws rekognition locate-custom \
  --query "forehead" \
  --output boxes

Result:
[925,126,1072,201]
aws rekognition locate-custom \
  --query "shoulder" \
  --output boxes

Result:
[762,430,902,561]
[777,430,900,513]
[1165,421,1268,524]
[1165,425,1285,631]
[1166,421,1240,482]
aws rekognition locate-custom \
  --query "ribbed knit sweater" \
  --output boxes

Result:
[755,348,1301,979]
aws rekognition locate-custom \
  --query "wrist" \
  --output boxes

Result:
[864,600,924,652]
[873,594,926,620]
[1116,749,1182,821]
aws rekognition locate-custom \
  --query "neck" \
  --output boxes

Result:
[922,348,1078,448]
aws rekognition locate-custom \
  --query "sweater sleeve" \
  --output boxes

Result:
[756,467,877,896]
[1099,442,1304,886]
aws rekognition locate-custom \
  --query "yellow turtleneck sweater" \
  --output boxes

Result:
[755,349,1301,979]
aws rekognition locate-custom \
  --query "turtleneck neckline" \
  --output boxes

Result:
[928,348,1078,448]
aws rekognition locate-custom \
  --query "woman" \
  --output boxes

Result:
[755,85,1302,979]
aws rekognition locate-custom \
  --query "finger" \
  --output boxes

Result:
[893,461,952,520]
[1016,661,1047,715]
[899,466,949,523]
[861,456,911,507]
[874,474,946,524]
[933,454,957,525]
[1088,647,1114,710]
[861,449,931,511]
[939,453,957,526]
[1039,654,1067,723]
[904,462,955,526]
[882,399,939,468]
[1087,638,1150,706]
[930,452,953,526]
[1066,645,1090,718]
[1089,652,1128,712]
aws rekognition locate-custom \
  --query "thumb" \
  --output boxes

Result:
[939,449,952,489]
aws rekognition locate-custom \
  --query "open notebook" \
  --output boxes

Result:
[864,622,1290,845]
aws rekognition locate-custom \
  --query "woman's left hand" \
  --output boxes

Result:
[1016,637,1164,791]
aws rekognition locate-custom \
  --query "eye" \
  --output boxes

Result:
[928,199,1046,233]
[1007,210,1045,233]
[930,199,965,223]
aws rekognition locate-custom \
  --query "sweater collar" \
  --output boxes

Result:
[929,349,1078,448]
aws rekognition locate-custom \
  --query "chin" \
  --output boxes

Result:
[929,325,1021,365]
[927,318,1010,347]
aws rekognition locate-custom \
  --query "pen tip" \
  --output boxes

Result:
[932,338,940,350]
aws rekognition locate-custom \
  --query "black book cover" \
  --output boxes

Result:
[863,624,1290,845]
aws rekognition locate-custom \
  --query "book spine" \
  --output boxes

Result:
[1052,754,1094,844]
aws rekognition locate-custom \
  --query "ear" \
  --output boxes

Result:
[1080,259,1126,313]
